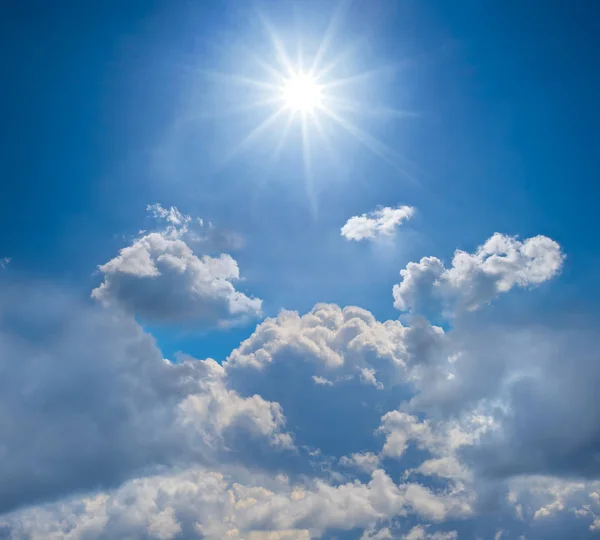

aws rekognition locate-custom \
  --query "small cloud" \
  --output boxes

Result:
[341,205,415,242]
[359,367,384,390]
[339,452,380,474]
[0,257,11,268]
[313,375,333,386]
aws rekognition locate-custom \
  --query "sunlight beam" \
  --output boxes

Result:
[301,113,318,216]
[199,4,417,207]
[323,108,419,183]
[202,70,280,92]
[310,0,350,74]
[256,12,296,77]
[221,107,288,167]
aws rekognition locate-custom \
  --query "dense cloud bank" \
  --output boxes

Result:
[2,230,599,538]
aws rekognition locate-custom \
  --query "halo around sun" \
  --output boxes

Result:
[200,5,415,209]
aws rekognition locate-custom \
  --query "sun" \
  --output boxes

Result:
[202,5,416,207]
[281,70,323,114]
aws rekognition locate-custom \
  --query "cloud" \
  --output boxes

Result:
[92,205,261,328]
[147,203,245,252]
[446,322,600,481]
[0,466,470,539]
[506,475,600,526]
[222,304,415,456]
[4,229,600,538]
[224,303,410,394]
[0,286,473,538]
[393,233,564,314]
[0,285,287,515]
[361,528,394,539]
[402,525,458,540]
[340,452,381,474]
[341,205,415,241]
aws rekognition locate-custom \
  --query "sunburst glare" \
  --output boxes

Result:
[200,3,417,210]
[280,70,323,113]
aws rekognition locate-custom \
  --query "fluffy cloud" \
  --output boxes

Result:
[92,205,260,328]
[221,304,417,456]
[341,205,415,241]
[0,287,474,538]
[0,466,471,539]
[5,228,600,538]
[393,233,564,314]
[224,303,410,387]
[0,285,287,515]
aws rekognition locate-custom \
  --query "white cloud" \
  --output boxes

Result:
[0,467,470,539]
[92,205,261,327]
[224,303,410,388]
[341,205,415,241]
[3,228,600,538]
[147,203,245,251]
[393,233,564,314]
[360,367,385,389]
[402,525,458,540]
[340,452,381,474]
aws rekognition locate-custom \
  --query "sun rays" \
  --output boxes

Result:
[200,2,417,207]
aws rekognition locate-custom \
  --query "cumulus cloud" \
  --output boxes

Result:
[0,287,473,538]
[4,229,600,538]
[221,304,417,455]
[341,205,415,241]
[0,466,470,539]
[224,303,410,387]
[393,233,564,314]
[92,205,261,327]
[0,286,287,515]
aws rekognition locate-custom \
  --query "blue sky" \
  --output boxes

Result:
[1,1,600,539]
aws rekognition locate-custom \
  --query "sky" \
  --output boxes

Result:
[1,0,600,538]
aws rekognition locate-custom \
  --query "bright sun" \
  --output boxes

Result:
[205,7,413,207]
[281,70,323,113]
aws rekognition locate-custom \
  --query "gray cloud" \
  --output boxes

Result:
[0,285,286,515]
[3,230,600,538]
